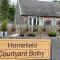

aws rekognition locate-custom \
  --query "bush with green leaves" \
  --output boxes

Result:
[48,32,56,37]
[1,20,8,32]
[27,32,35,37]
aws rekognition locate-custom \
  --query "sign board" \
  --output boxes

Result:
[0,39,51,60]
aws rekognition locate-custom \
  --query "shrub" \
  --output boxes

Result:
[1,20,8,31]
[27,32,35,37]
[1,20,8,36]
[48,32,56,37]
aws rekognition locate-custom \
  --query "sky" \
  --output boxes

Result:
[11,0,17,4]
[37,0,53,1]
[11,0,53,3]
[11,0,53,4]
[11,0,60,4]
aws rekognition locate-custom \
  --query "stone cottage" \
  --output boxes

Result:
[14,0,60,34]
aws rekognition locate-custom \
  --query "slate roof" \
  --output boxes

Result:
[19,0,60,17]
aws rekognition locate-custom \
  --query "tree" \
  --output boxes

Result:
[0,0,15,21]
[1,0,10,20]
[9,4,15,21]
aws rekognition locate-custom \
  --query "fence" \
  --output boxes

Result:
[16,25,59,34]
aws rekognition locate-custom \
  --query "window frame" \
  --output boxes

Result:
[39,17,43,26]
[44,20,52,26]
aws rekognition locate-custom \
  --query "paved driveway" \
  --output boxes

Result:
[52,37,60,60]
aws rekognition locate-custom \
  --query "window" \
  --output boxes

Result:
[29,18,32,25]
[33,18,36,25]
[52,18,56,25]
[56,20,60,25]
[37,18,39,25]
[28,17,39,26]
[39,17,43,26]
[28,17,32,25]
[44,20,52,25]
